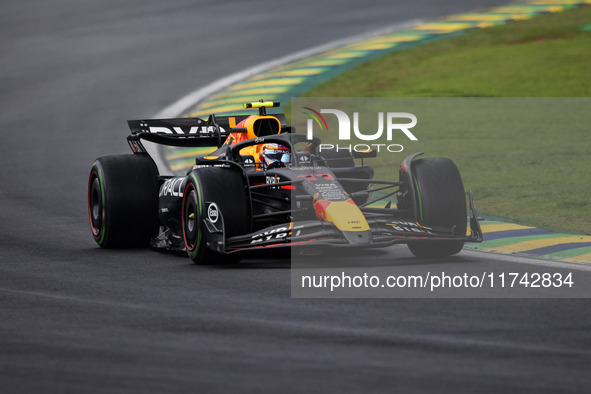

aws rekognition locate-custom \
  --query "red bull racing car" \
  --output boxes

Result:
[88,101,482,263]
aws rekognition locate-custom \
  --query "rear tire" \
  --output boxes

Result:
[88,154,159,248]
[406,158,466,258]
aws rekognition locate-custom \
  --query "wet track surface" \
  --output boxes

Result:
[2,0,591,392]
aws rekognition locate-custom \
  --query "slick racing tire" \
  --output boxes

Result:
[406,158,467,258]
[88,154,159,248]
[182,165,250,265]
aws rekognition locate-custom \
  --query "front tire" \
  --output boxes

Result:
[182,166,250,265]
[406,158,466,258]
[88,154,159,248]
[182,179,210,263]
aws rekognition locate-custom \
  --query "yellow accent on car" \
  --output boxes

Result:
[243,115,282,139]
[243,101,280,109]
[324,201,370,232]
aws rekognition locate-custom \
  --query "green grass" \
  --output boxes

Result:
[302,6,591,234]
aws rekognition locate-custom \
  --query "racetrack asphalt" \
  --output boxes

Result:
[2,0,591,392]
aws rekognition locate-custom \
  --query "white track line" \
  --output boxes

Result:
[146,20,421,172]
[155,20,421,119]
[148,18,591,272]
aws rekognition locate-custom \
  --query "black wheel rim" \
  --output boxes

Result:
[184,189,198,250]
[89,175,102,236]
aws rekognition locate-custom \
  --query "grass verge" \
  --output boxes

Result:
[302,6,591,235]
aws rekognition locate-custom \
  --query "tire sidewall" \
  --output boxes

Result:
[408,158,466,258]
[87,154,159,248]
[182,174,205,262]
[88,162,109,246]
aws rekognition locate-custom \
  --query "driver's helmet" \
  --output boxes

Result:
[260,144,290,168]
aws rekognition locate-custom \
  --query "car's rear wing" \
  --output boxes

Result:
[126,113,288,153]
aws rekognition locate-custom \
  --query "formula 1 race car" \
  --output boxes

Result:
[88,101,482,263]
